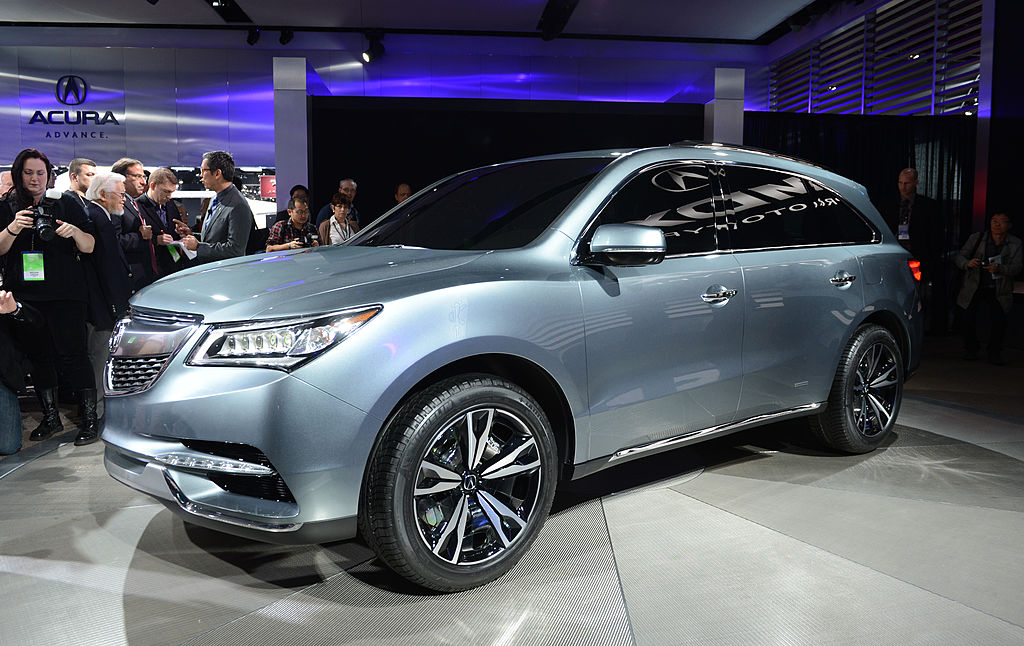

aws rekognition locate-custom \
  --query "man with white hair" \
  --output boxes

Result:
[0,171,13,197]
[82,171,133,433]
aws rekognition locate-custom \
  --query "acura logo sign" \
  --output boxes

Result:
[55,75,88,106]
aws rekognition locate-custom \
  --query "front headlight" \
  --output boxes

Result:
[187,306,381,370]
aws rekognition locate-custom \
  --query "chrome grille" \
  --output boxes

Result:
[106,307,203,396]
[108,354,172,393]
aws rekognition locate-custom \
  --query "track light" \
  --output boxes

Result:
[279,29,294,45]
[361,33,385,64]
[246,27,260,46]
[146,0,160,5]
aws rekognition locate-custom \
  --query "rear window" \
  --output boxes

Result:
[720,165,876,250]
[351,157,611,250]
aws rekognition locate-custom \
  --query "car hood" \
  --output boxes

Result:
[130,246,486,322]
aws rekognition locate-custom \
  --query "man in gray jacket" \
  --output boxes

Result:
[176,151,253,263]
[955,212,1022,364]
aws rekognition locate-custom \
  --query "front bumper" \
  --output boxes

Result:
[102,312,383,544]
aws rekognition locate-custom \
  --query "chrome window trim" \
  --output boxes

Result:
[571,159,724,264]
[715,162,881,250]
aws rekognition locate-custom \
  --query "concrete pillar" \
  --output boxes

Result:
[273,57,310,225]
[703,68,745,145]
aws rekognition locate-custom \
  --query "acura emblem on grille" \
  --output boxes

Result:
[110,318,128,352]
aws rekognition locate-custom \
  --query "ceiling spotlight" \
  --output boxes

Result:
[279,29,294,45]
[146,0,160,5]
[361,33,385,64]
[246,27,260,46]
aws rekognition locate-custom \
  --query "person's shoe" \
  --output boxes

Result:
[74,388,100,446]
[29,387,64,441]
[963,350,979,361]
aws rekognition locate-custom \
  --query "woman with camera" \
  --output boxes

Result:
[0,148,99,446]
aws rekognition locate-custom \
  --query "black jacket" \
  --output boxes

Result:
[1,299,41,391]
[136,193,186,278]
[83,202,133,328]
[0,193,95,302]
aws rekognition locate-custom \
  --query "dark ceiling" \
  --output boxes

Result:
[0,0,852,45]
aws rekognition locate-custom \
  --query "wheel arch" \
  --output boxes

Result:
[371,353,577,481]
[858,308,912,372]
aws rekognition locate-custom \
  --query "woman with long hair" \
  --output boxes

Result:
[0,148,100,446]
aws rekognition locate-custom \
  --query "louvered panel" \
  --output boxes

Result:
[769,45,812,112]
[767,0,983,117]
[810,19,864,114]
[935,0,982,115]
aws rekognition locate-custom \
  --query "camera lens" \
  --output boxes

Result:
[34,215,56,242]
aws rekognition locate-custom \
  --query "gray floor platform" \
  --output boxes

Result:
[2,339,1023,645]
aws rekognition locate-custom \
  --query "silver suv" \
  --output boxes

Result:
[102,143,922,591]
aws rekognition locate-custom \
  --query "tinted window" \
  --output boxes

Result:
[594,163,717,255]
[351,158,611,250]
[720,165,875,250]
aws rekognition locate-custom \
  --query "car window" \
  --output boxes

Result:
[351,158,611,250]
[593,163,718,255]
[719,165,876,250]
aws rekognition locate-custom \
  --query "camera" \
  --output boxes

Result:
[32,188,63,242]
[299,231,320,247]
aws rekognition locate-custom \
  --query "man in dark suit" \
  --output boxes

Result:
[111,157,161,292]
[884,168,948,333]
[136,167,185,278]
[82,171,133,428]
[175,151,253,263]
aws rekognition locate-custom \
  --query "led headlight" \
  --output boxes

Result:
[188,306,381,370]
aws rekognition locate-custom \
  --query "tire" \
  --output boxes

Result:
[811,325,904,454]
[362,374,558,592]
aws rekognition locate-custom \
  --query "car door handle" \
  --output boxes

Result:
[701,286,738,304]
[829,271,856,288]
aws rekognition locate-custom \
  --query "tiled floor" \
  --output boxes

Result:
[2,334,1022,645]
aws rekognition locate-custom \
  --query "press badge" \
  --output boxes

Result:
[898,223,910,240]
[22,252,45,281]
[167,245,181,263]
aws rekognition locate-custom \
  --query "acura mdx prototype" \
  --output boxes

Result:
[103,143,922,591]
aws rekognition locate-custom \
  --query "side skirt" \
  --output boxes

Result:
[565,402,824,481]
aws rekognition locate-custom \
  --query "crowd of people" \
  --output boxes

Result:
[0,145,416,457]
[881,167,1021,365]
[1,147,283,456]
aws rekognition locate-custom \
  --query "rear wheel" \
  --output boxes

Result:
[362,375,557,592]
[811,325,904,454]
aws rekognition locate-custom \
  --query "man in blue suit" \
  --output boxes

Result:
[83,171,133,428]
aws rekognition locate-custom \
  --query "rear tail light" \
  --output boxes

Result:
[908,259,922,282]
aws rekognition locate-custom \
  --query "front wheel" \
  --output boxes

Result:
[362,375,558,592]
[811,325,904,454]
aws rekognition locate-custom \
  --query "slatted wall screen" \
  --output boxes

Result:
[769,0,982,116]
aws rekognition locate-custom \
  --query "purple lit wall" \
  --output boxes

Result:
[0,36,768,167]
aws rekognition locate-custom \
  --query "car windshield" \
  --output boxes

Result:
[350,157,612,250]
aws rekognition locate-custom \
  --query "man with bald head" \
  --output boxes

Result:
[0,171,12,197]
[885,167,947,333]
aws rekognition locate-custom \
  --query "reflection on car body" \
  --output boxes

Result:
[102,143,922,592]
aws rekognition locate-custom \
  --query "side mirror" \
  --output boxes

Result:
[586,224,667,266]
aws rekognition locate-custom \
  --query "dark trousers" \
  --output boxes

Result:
[12,299,95,391]
[961,286,1007,357]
